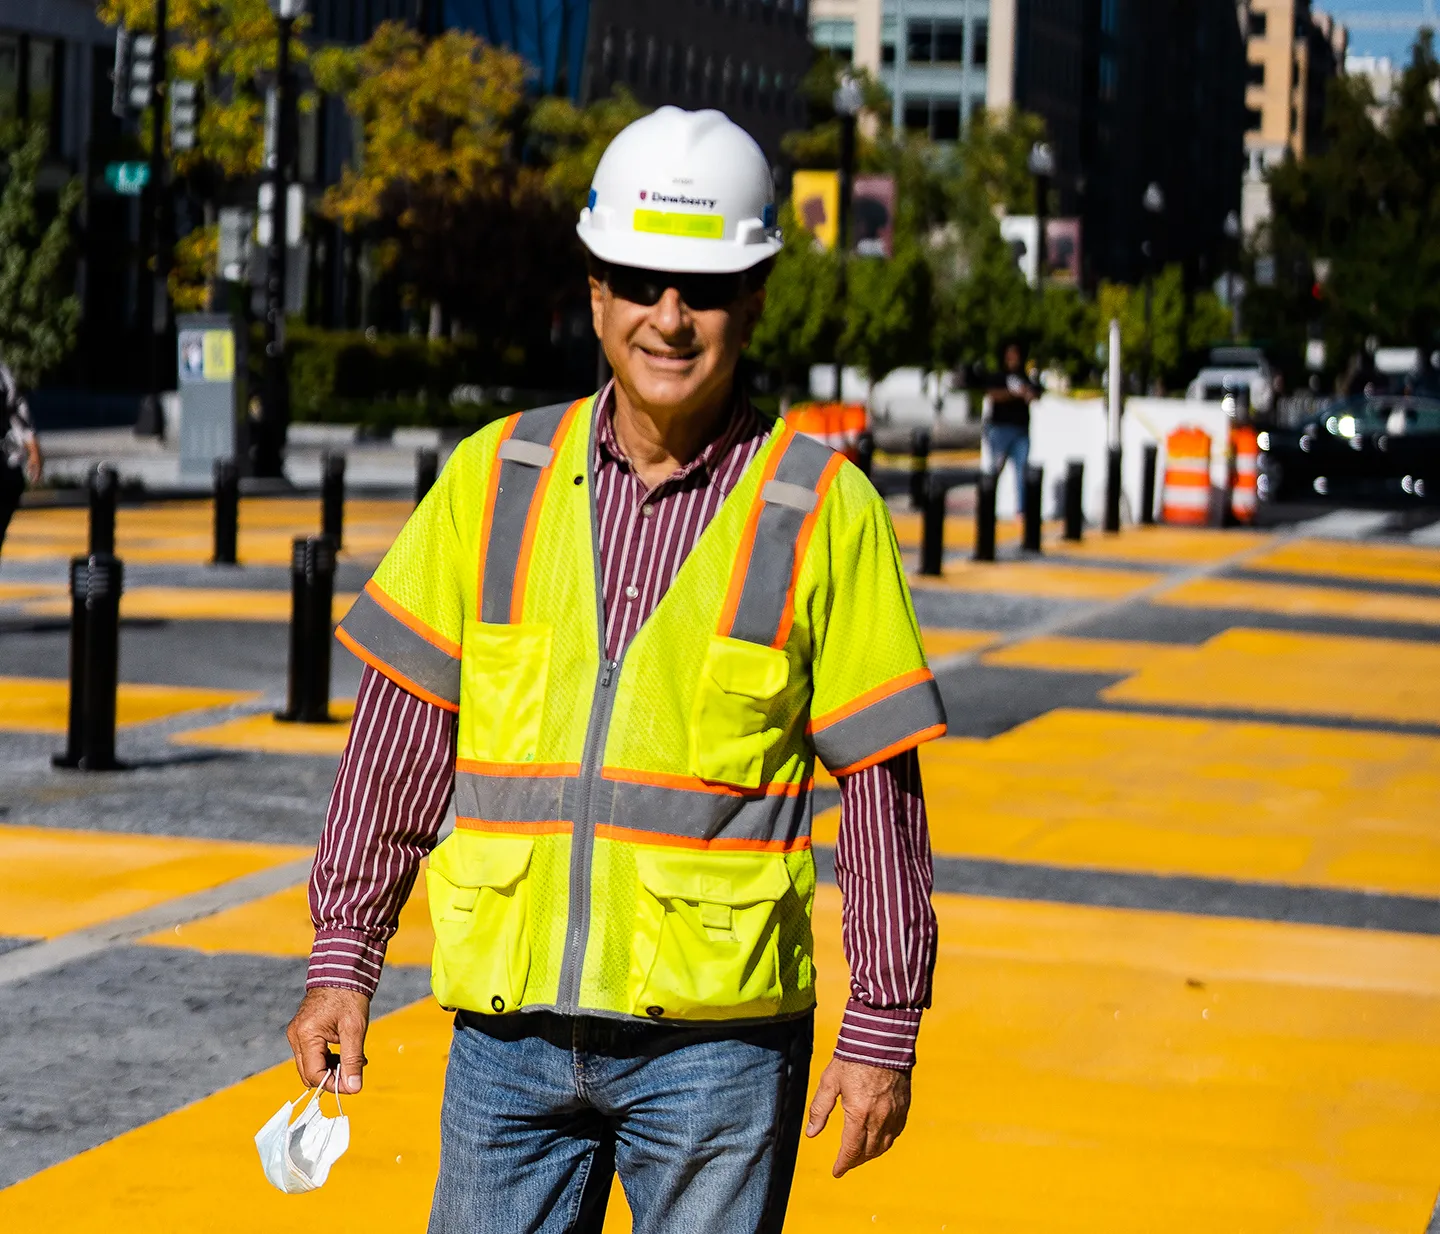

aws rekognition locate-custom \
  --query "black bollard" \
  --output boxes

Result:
[1022,465,1044,553]
[855,431,874,479]
[89,464,118,557]
[908,427,931,510]
[52,556,90,769]
[321,451,346,549]
[1139,442,1158,525]
[1063,460,1085,542]
[920,478,947,575]
[279,535,336,724]
[415,448,439,505]
[973,472,997,562]
[1103,445,1123,533]
[213,459,239,565]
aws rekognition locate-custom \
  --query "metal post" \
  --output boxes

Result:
[1140,441,1158,525]
[920,477,946,575]
[1104,446,1123,533]
[909,426,931,510]
[280,536,308,721]
[258,12,296,478]
[80,554,124,771]
[415,447,439,505]
[832,105,857,404]
[855,431,874,479]
[321,450,345,548]
[89,464,118,557]
[213,458,239,565]
[52,557,89,769]
[141,0,170,438]
[1063,460,1084,541]
[302,535,336,724]
[1104,321,1124,536]
[973,472,997,562]
[1022,465,1043,553]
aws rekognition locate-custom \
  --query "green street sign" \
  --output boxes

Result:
[105,161,150,195]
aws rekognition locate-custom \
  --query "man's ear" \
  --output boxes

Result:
[588,275,607,341]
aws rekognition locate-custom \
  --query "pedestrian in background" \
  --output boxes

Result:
[286,106,945,1234]
[0,363,40,557]
[983,341,1041,516]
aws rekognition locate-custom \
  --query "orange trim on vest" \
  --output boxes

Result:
[474,414,521,619]
[601,765,813,798]
[455,758,581,778]
[336,628,460,713]
[511,399,587,623]
[772,450,846,650]
[363,579,461,658]
[826,723,947,776]
[453,817,572,835]
[808,666,934,735]
[717,423,793,638]
[596,823,812,853]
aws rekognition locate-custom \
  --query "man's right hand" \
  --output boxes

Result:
[286,987,372,1094]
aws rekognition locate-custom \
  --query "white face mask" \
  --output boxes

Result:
[255,1082,351,1193]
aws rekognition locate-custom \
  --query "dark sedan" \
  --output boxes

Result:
[1258,395,1440,503]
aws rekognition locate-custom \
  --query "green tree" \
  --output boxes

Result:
[0,123,81,386]
[746,202,841,407]
[841,242,932,394]
[528,87,651,213]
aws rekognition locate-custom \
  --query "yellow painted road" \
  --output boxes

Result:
[912,561,1164,601]
[171,701,357,756]
[0,824,309,938]
[1247,538,1440,588]
[1157,575,1440,626]
[0,677,255,733]
[14,586,362,624]
[6,888,1440,1232]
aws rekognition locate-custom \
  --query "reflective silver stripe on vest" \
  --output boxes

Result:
[456,767,811,845]
[480,403,572,624]
[810,674,947,773]
[338,588,460,705]
[727,433,837,646]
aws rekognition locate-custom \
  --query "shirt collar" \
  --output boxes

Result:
[595,380,761,485]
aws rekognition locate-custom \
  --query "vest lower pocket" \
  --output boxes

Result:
[628,847,794,1020]
[427,833,535,1013]
[459,619,552,765]
[689,635,790,789]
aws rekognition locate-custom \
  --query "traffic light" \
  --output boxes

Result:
[170,80,200,151]
[128,33,156,112]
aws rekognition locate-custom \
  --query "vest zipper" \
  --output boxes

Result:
[557,655,621,1012]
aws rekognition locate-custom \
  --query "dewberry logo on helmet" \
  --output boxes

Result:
[577,107,781,275]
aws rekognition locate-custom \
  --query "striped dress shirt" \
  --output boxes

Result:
[308,388,938,1069]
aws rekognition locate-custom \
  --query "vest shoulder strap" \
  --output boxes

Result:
[721,429,846,649]
[477,399,586,624]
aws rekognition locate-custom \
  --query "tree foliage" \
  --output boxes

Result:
[746,201,841,400]
[528,87,650,213]
[0,123,81,386]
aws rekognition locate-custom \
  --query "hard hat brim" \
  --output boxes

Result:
[577,223,781,275]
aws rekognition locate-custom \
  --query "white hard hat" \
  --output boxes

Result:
[577,107,781,275]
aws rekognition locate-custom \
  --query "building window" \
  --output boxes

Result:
[703,54,716,104]
[646,36,659,89]
[935,22,964,63]
[1292,61,1301,87]
[972,19,988,66]
[812,18,855,63]
[903,98,929,133]
[1290,106,1298,133]
[741,61,754,108]
[1244,105,1263,131]
[932,99,960,140]
[600,27,616,85]
[722,56,735,106]
[907,21,932,63]
[1099,53,1117,101]
[902,21,965,65]
[624,30,638,82]
[1250,10,1267,37]
[1100,0,1118,35]
[757,66,770,112]
[1246,60,1264,85]
[28,37,58,142]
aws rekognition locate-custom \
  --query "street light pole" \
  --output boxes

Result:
[832,71,863,404]
[258,0,305,479]
[142,0,169,437]
[1141,181,1165,394]
[1027,141,1055,298]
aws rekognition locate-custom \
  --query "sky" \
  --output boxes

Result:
[1329,0,1437,63]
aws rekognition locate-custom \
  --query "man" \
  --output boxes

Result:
[983,341,1040,516]
[0,363,40,558]
[286,107,945,1233]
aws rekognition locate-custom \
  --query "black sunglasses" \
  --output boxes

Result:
[600,263,752,312]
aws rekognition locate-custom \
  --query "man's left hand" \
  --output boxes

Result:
[804,1058,911,1178]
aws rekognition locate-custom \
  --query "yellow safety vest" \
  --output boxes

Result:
[337,395,945,1024]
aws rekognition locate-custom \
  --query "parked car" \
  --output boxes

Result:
[1257,394,1440,502]
[1186,347,1276,416]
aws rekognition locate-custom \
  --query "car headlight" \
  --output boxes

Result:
[1256,431,1271,451]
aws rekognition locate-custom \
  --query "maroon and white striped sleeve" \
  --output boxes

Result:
[306,665,457,995]
[833,748,937,1071]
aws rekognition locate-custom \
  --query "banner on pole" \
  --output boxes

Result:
[791,170,840,250]
[851,174,895,257]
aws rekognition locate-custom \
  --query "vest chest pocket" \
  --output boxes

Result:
[426,834,535,1013]
[689,635,790,789]
[628,848,794,1020]
[459,619,552,765]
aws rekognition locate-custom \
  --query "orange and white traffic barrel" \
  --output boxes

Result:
[1161,426,1212,525]
[785,402,869,460]
[1230,424,1259,523]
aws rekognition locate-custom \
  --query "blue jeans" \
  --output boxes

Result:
[984,422,1031,515]
[428,1010,814,1234]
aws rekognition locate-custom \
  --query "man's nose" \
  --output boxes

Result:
[652,287,689,335]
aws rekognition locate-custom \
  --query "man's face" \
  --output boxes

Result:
[1005,344,1023,371]
[590,264,766,415]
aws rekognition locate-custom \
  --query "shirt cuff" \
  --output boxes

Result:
[834,998,923,1071]
[306,927,388,998]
